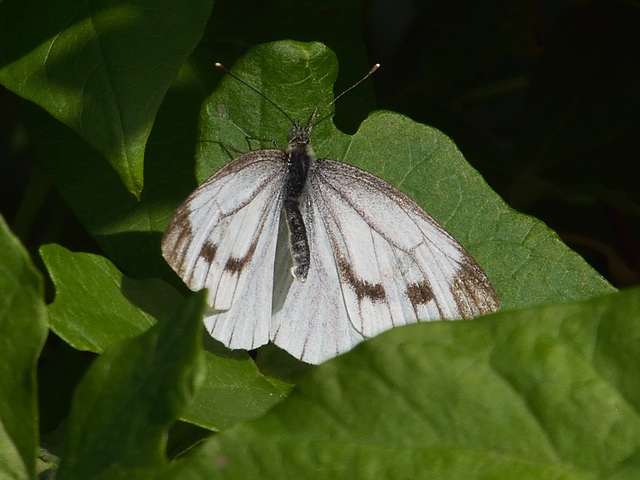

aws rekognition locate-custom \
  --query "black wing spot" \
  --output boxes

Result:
[337,256,386,303]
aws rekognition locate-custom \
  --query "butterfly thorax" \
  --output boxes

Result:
[285,124,313,195]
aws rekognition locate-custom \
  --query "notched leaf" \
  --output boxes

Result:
[40,243,184,353]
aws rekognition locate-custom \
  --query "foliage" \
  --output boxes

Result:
[0,0,638,478]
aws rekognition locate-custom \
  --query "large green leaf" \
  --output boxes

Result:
[198,40,614,310]
[163,286,640,479]
[56,291,207,480]
[0,0,213,196]
[40,244,286,431]
[0,215,48,480]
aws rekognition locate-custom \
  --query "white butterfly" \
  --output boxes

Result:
[162,63,499,364]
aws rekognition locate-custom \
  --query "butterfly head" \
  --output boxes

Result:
[287,123,312,147]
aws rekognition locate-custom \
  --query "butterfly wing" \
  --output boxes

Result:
[162,149,288,350]
[311,158,499,337]
[271,158,499,363]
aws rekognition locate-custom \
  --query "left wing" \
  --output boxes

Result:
[162,149,288,350]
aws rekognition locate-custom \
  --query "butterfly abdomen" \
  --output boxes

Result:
[283,139,313,282]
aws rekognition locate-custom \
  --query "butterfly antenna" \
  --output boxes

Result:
[215,62,297,125]
[309,63,380,129]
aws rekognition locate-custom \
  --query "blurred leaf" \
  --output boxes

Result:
[164,286,640,479]
[0,214,48,480]
[0,0,213,196]
[56,291,207,479]
[198,40,614,311]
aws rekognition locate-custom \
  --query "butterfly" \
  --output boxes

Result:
[161,62,500,364]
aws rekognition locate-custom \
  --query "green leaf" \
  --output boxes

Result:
[41,243,184,353]
[0,0,213,196]
[40,244,286,431]
[183,353,287,431]
[0,214,48,480]
[56,291,207,480]
[198,40,614,310]
[164,287,640,479]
